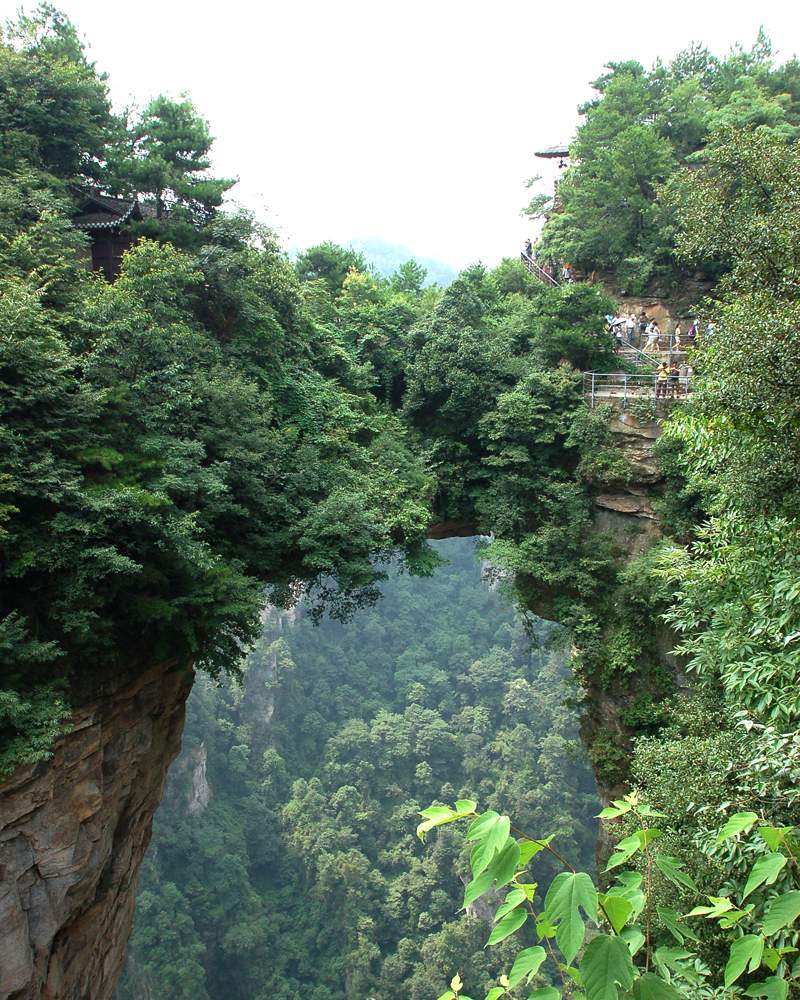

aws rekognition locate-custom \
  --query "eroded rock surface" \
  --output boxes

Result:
[0,660,192,1000]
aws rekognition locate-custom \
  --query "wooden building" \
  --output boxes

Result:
[72,189,152,281]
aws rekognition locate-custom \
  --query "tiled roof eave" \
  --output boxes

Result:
[75,219,125,231]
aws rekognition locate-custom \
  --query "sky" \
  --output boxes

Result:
[8,0,800,270]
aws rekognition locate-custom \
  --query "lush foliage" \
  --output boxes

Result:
[118,539,598,1000]
[653,129,800,726]
[532,36,800,291]
[6,10,800,1000]
[417,787,800,1000]
[0,8,432,771]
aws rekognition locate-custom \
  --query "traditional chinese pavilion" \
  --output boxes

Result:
[72,189,154,280]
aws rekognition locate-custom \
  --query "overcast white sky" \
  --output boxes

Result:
[9,0,799,269]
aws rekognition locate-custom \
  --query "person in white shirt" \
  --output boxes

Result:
[644,323,660,353]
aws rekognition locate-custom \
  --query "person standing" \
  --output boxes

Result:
[524,238,533,258]
[656,362,669,398]
[638,311,648,345]
[669,361,681,398]
[611,314,625,349]
[679,361,690,396]
[626,313,636,346]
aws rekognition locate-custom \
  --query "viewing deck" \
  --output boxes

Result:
[584,372,692,409]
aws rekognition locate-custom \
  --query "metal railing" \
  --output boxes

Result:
[520,251,559,286]
[583,372,693,408]
[615,343,660,370]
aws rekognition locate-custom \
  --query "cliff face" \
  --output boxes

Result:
[593,410,663,552]
[582,407,672,859]
[0,660,193,1000]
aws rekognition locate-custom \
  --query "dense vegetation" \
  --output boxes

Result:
[0,8,434,772]
[531,35,800,292]
[118,539,598,1000]
[3,7,800,1000]
[404,38,800,1000]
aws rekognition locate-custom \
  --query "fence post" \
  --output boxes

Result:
[591,373,595,409]
[623,374,628,409]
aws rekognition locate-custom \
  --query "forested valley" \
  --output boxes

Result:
[2,7,800,1000]
[118,540,597,1000]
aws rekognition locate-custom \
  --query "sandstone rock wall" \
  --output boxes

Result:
[0,660,193,1000]
[592,410,663,553]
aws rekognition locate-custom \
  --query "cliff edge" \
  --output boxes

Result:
[0,661,192,1000]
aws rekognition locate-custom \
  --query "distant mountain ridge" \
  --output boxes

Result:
[348,237,457,285]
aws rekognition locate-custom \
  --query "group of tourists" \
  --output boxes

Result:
[655,360,693,398]
[607,311,711,352]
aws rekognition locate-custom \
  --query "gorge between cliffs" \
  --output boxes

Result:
[1,410,671,1000]
[3,9,800,1000]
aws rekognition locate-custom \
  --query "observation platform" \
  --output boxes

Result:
[583,372,692,410]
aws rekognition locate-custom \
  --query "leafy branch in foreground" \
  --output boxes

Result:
[416,794,800,1000]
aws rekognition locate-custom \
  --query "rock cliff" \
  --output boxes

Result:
[592,409,663,551]
[0,660,193,1000]
[583,405,688,859]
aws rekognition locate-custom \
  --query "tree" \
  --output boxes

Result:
[0,4,116,178]
[117,95,236,221]
[295,242,367,294]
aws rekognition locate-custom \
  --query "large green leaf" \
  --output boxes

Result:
[527,989,560,1000]
[621,927,645,957]
[463,872,494,909]
[508,945,547,988]
[519,836,553,866]
[605,829,661,871]
[543,872,598,964]
[417,805,457,841]
[686,895,734,919]
[762,891,800,936]
[725,934,765,986]
[655,854,697,892]
[486,907,527,946]
[717,812,759,843]
[599,893,633,934]
[604,833,643,871]
[743,977,789,1000]
[484,989,505,1000]
[632,973,680,1000]
[468,811,511,875]
[494,888,526,922]
[742,854,787,901]
[579,933,635,1000]
[488,838,521,889]
[758,827,794,852]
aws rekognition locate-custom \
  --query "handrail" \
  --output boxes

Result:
[583,371,693,409]
[615,343,659,369]
[520,251,559,286]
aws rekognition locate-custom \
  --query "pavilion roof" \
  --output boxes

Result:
[534,144,571,159]
[71,188,145,230]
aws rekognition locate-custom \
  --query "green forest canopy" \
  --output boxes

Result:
[118,539,598,1000]
[2,7,800,1000]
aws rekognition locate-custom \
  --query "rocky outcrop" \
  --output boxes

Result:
[0,660,193,1000]
[180,743,211,817]
[598,274,713,334]
[592,410,663,552]
[584,408,680,851]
